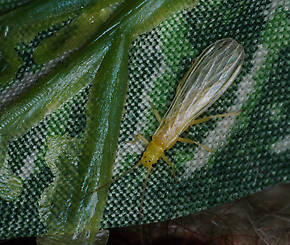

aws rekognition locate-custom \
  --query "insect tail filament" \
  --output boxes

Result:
[139,167,152,222]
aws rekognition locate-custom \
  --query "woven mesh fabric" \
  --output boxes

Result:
[0,0,289,240]
[101,0,290,227]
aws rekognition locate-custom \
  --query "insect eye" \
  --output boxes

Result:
[152,163,157,167]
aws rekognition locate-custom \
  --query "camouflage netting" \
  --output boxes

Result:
[0,0,289,243]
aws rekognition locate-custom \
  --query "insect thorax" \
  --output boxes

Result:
[141,141,164,169]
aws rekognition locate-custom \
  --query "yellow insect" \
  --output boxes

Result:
[99,38,244,219]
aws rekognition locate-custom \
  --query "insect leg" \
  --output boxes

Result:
[148,100,162,123]
[177,137,213,152]
[190,111,240,126]
[161,154,178,182]
[130,133,149,145]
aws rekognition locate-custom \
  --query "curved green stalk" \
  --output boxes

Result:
[0,0,198,243]
[71,0,198,239]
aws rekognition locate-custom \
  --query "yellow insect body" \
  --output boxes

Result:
[95,38,244,220]
[140,38,244,172]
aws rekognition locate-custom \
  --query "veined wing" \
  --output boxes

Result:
[153,38,244,148]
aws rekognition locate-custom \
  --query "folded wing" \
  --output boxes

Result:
[153,38,245,148]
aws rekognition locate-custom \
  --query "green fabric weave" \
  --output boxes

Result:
[101,0,290,227]
[0,0,289,241]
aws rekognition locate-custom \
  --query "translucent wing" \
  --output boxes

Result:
[153,38,244,148]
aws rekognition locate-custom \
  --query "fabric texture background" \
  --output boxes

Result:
[0,0,289,240]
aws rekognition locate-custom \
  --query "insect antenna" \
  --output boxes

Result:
[139,167,153,222]
[90,161,142,194]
